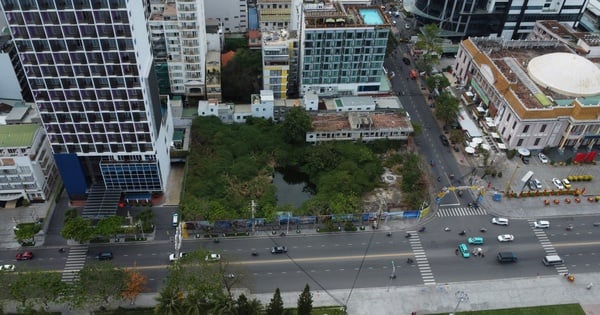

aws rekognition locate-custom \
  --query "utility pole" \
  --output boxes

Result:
[174,222,182,259]
[286,211,291,235]
[251,200,256,235]
[505,164,520,194]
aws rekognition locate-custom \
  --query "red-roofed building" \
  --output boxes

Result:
[221,51,236,67]
[248,30,261,49]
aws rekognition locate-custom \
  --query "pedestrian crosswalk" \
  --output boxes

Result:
[436,207,488,217]
[407,231,436,285]
[529,220,569,275]
[61,245,88,283]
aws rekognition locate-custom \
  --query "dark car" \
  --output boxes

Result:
[439,135,450,146]
[402,57,411,65]
[521,156,530,164]
[16,251,34,261]
[95,252,113,260]
[271,246,288,254]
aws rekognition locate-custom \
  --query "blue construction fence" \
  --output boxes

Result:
[188,210,421,230]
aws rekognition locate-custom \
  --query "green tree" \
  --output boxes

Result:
[266,288,284,315]
[69,262,127,310]
[297,284,313,315]
[425,74,450,91]
[136,208,154,232]
[96,215,124,239]
[8,270,66,311]
[156,250,231,315]
[235,293,263,315]
[14,223,41,244]
[281,107,312,145]
[154,286,184,315]
[414,24,444,73]
[221,48,262,103]
[434,90,460,125]
[60,215,94,244]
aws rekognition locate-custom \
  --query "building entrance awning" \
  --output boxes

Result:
[457,107,482,138]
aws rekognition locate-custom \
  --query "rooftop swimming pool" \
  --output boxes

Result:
[359,8,384,25]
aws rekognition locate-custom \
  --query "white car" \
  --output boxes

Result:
[205,253,221,262]
[534,220,550,229]
[169,252,187,262]
[537,153,549,164]
[0,264,15,272]
[492,217,509,226]
[497,234,515,242]
[552,178,564,190]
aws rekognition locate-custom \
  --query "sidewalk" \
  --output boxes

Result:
[93,272,600,315]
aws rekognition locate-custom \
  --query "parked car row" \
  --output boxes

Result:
[527,178,571,191]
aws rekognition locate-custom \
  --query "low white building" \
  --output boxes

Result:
[306,112,413,144]
[198,90,275,123]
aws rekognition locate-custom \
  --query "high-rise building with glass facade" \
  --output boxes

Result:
[0,0,173,201]
[299,2,390,97]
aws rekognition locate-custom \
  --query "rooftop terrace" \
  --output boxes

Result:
[0,124,38,148]
[311,112,411,132]
[472,38,583,109]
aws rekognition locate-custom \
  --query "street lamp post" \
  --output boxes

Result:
[449,291,469,315]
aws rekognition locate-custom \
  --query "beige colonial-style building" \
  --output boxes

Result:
[454,36,600,151]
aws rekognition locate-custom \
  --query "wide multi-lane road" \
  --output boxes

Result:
[2,215,600,294]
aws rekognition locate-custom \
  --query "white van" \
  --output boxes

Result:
[542,255,563,266]
[172,212,179,227]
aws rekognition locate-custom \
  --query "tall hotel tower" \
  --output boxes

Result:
[0,0,173,201]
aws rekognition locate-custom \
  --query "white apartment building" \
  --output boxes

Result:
[148,0,208,97]
[262,29,296,99]
[0,123,58,204]
[204,0,248,33]
[1,0,173,202]
[299,2,391,97]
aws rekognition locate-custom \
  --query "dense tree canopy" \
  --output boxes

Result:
[282,107,313,144]
[221,48,262,103]
[434,90,460,125]
[181,116,386,220]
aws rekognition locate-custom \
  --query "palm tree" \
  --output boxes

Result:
[415,24,444,74]
[154,287,184,315]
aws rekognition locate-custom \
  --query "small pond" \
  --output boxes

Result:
[272,167,315,208]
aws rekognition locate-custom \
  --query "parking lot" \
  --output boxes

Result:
[476,148,600,219]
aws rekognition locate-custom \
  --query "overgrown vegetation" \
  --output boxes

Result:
[221,48,262,103]
[180,111,396,221]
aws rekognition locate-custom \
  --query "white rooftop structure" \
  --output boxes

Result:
[527,52,600,97]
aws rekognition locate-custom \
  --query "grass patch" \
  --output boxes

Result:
[432,303,585,315]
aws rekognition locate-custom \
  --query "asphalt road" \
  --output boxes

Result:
[385,41,473,208]
[4,215,600,295]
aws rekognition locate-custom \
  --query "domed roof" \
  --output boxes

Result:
[527,52,600,97]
